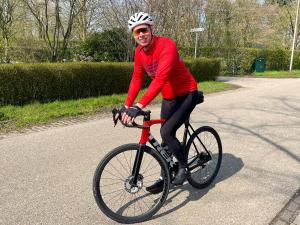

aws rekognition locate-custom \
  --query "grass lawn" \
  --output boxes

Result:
[0,81,237,133]
[253,70,300,78]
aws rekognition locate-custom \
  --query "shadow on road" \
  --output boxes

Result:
[198,94,300,164]
[152,153,244,220]
[151,84,300,221]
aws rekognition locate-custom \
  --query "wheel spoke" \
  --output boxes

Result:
[130,150,133,173]
[141,157,155,175]
[143,172,160,179]
[122,152,132,175]
[115,154,131,176]
[105,189,125,204]
[100,181,122,188]
[142,164,160,177]
[102,168,124,181]
[100,177,123,182]
[102,187,125,196]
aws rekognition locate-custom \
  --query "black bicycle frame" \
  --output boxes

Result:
[130,118,210,185]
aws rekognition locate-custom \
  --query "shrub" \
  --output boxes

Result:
[179,47,300,75]
[73,28,130,62]
[0,63,132,105]
[0,58,220,106]
[185,57,221,81]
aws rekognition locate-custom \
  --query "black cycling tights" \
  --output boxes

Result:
[160,90,198,168]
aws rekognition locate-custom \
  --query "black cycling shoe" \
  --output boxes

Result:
[172,168,189,185]
[146,179,164,194]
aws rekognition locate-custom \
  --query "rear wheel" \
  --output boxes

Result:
[93,144,170,224]
[186,126,222,189]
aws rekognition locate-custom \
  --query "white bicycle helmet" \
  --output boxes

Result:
[128,12,154,32]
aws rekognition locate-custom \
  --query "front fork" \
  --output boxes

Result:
[131,144,145,185]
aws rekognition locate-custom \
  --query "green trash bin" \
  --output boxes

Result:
[255,57,265,72]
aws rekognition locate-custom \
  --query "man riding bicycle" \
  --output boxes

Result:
[121,12,199,193]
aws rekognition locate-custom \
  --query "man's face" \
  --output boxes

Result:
[132,24,153,48]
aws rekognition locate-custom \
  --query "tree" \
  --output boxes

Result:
[73,0,98,41]
[78,28,128,61]
[0,0,298,63]
[267,0,300,47]
[0,0,17,62]
[92,0,205,59]
[21,0,80,61]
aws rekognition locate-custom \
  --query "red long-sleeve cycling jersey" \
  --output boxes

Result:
[125,36,198,107]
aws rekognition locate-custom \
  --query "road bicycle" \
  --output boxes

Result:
[93,91,222,224]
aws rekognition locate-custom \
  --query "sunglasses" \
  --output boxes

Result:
[133,27,150,36]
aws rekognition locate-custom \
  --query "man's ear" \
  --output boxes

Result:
[150,25,155,35]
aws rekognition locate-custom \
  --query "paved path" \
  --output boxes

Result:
[0,77,299,225]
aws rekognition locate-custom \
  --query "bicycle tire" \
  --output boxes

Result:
[93,143,170,224]
[186,126,222,189]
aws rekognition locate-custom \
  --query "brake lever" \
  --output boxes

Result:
[112,108,119,127]
[112,108,130,128]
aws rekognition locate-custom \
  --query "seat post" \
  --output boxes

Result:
[182,116,190,147]
[184,116,190,127]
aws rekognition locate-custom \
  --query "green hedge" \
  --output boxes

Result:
[0,59,220,106]
[235,48,300,73]
[185,57,221,81]
[180,47,300,75]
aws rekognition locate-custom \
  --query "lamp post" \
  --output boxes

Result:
[289,0,300,72]
[190,27,204,59]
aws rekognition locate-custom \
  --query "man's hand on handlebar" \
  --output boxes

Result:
[122,105,141,124]
[113,104,143,126]
[112,104,150,129]
[116,103,143,125]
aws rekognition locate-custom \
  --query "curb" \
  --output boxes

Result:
[270,188,300,225]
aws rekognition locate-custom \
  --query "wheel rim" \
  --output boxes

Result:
[187,129,221,184]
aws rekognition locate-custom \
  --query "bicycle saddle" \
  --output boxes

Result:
[196,91,204,104]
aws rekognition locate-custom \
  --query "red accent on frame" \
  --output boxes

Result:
[139,119,166,144]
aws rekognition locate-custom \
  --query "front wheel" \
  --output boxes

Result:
[93,144,170,224]
[186,126,222,189]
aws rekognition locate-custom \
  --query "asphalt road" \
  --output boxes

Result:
[0,77,299,225]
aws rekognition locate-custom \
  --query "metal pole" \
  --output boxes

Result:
[289,0,300,72]
[194,32,198,59]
